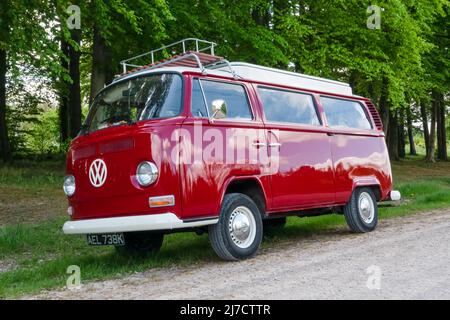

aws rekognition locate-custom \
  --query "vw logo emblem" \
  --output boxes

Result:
[89,159,107,187]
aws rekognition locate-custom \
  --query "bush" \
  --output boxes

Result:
[26,108,61,155]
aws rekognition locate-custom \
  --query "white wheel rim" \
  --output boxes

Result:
[228,206,257,249]
[358,192,375,224]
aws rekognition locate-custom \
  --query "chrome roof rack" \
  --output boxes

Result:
[116,38,351,96]
[120,38,217,74]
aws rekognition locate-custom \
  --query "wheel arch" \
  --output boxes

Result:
[220,177,268,218]
[351,177,382,202]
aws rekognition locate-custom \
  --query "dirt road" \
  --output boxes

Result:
[31,209,450,300]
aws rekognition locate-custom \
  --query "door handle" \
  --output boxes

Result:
[327,132,335,136]
[268,143,281,148]
[252,142,267,147]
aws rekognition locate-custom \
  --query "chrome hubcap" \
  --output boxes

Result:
[229,206,256,248]
[358,192,375,224]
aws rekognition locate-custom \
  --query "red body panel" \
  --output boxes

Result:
[67,117,185,220]
[66,71,393,222]
[264,125,336,210]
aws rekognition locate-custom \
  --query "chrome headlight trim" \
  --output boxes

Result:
[63,175,76,197]
[136,161,158,186]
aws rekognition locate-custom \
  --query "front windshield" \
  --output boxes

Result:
[86,73,182,133]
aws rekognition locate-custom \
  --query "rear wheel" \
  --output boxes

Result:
[208,193,263,261]
[115,232,164,256]
[344,187,378,233]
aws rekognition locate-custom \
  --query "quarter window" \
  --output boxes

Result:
[257,87,320,125]
[198,80,253,120]
[320,97,372,130]
[191,79,208,117]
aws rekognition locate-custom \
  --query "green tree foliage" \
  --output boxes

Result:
[27,108,60,155]
[164,0,289,65]
[0,0,65,160]
[0,0,448,160]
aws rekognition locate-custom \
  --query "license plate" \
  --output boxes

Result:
[86,233,125,246]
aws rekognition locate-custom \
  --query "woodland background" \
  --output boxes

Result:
[0,0,449,162]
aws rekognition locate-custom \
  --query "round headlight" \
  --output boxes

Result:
[63,175,76,197]
[136,161,158,186]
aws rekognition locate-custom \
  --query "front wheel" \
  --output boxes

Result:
[208,193,263,261]
[115,231,164,256]
[344,187,378,233]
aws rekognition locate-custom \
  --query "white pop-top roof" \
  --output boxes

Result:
[117,63,353,97]
[213,62,353,96]
[116,39,353,96]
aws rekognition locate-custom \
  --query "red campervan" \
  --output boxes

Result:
[62,39,400,260]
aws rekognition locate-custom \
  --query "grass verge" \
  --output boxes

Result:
[0,157,450,298]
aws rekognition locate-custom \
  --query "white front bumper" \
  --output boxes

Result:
[63,213,218,235]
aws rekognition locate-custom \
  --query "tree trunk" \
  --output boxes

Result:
[251,8,271,27]
[349,71,358,93]
[68,29,82,138]
[89,24,113,107]
[388,109,399,161]
[273,0,289,25]
[436,92,443,160]
[367,83,378,105]
[0,49,11,161]
[436,92,447,161]
[59,39,69,143]
[426,92,438,163]
[398,108,406,159]
[420,101,430,157]
[406,107,417,155]
[378,77,389,136]
[272,0,290,69]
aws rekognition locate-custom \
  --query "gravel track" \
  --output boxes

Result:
[30,209,450,300]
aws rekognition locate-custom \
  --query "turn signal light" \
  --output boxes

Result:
[149,195,175,208]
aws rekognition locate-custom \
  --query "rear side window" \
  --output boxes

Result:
[257,87,320,126]
[199,80,253,120]
[320,97,372,130]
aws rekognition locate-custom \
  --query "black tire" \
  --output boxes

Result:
[344,187,378,233]
[208,193,263,261]
[263,217,287,229]
[115,231,164,256]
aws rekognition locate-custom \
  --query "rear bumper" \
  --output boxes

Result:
[389,190,401,201]
[63,213,218,235]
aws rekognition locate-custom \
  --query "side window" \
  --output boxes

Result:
[257,87,320,126]
[321,97,372,130]
[191,79,208,117]
[200,80,253,120]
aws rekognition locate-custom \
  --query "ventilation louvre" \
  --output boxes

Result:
[365,101,383,131]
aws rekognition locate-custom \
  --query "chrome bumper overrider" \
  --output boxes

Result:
[390,190,401,201]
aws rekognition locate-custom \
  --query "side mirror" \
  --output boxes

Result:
[210,99,228,120]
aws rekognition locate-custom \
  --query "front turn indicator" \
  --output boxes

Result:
[149,195,175,208]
